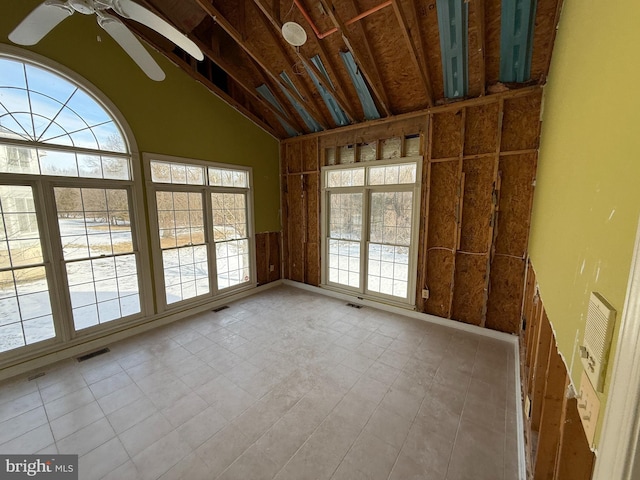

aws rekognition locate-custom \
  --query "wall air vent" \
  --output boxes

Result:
[580,292,616,392]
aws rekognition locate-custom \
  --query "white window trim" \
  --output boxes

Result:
[320,156,423,309]
[0,45,153,363]
[143,152,257,313]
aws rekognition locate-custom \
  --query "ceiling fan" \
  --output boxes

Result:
[9,0,204,81]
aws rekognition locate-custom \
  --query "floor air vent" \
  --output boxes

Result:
[76,348,110,362]
[28,372,45,381]
[212,305,229,312]
[346,303,363,309]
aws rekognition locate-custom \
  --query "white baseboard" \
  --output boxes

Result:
[282,280,516,344]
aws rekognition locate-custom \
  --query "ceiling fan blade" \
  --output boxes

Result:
[97,14,165,81]
[111,0,204,61]
[9,0,74,46]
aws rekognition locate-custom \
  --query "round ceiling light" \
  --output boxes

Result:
[281,21,307,47]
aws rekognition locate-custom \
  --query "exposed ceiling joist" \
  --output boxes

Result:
[319,0,391,117]
[475,0,486,95]
[250,3,331,127]
[125,22,282,138]
[251,0,357,125]
[391,0,434,107]
[194,0,321,127]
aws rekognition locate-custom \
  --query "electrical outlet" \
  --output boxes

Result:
[578,371,600,447]
[269,265,275,272]
[421,289,429,299]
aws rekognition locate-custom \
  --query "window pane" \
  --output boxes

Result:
[329,193,362,241]
[328,239,360,289]
[368,163,416,186]
[215,239,249,289]
[163,245,209,304]
[156,191,204,248]
[150,160,204,185]
[367,244,409,298]
[369,191,413,246]
[0,145,40,174]
[212,193,247,242]
[208,167,248,188]
[327,167,364,188]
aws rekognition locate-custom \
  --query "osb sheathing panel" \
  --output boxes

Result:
[255,232,268,285]
[486,255,525,333]
[425,249,455,318]
[286,175,305,282]
[431,111,463,159]
[305,174,320,242]
[427,161,459,247]
[464,103,500,155]
[467,0,484,97]
[305,242,320,286]
[485,0,501,85]
[302,138,319,172]
[268,232,281,283]
[318,116,427,149]
[415,0,444,100]
[460,157,494,253]
[530,0,562,81]
[495,153,536,256]
[359,0,426,113]
[284,141,302,174]
[502,92,542,151]
[451,253,488,326]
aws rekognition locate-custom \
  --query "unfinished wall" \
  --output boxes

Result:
[521,261,595,480]
[529,0,640,449]
[281,88,542,334]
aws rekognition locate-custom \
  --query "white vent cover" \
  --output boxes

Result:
[580,292,616,392]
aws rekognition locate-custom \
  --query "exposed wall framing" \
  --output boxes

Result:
[280,87,542,334]
[255,231,282,285]
[521,260,596,480]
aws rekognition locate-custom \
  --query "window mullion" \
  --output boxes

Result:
[204,186,217,295]
[361,186,369,294]
[39,179,73,342]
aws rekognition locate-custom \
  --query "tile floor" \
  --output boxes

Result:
[0,285,519,480]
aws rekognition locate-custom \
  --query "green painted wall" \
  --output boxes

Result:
[1,0,280,233]
[530,0,640,443]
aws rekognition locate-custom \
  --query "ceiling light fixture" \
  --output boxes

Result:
[281,21,307,47]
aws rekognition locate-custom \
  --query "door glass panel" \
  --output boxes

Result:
[367,191,413,299]
[327,192,362,289]
[212,193,250,289]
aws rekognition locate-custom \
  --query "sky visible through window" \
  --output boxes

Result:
[0,58,126,153]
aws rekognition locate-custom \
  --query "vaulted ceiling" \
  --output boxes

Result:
[125,0,562,138]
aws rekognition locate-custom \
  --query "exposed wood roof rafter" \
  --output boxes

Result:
[319,0,391,117]
[391,0,434,107]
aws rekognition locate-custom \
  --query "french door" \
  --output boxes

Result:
[323,159,421,306]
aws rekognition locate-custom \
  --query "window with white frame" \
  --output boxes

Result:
[322,158,421,305]
[148,157,253,308]
[0,52,142,356]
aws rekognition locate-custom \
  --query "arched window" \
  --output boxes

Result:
[0,49,142,357]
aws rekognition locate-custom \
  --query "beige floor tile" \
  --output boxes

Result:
[0,391,43,423]
[196,424,253,477]
[175,406,227,449]
[56,417,115,456]
[89,371,133,399]
[101,460,142,480]
[162,391,208,428]
[77,436,129,480]
[119,412,174,457]
[97,382,144,415]
[0,405,48,445]
[45,387,95,420]
[158,452,210,480]
[132,430,191,480]
[50,401,104,440]
[362,405,412,449]
[0,423,54,454]
[107,396,157,434]
[217,444,280,480]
